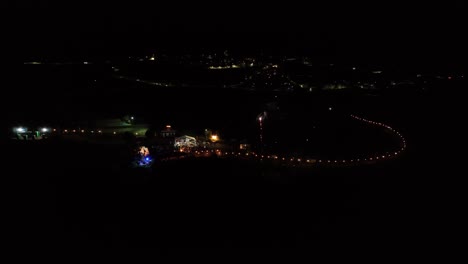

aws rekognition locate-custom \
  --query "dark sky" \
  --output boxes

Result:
[10,1,467,69]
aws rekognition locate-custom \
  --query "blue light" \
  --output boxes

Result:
[145,157,150,161]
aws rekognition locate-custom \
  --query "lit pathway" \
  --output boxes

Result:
[52,114,407,167]
[163,114,407,167]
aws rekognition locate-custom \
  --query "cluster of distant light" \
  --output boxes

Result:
[162,114,406,166]
[115,75,173,87]
[208,65,240,70]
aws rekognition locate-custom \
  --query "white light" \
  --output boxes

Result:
[131,116,134,120]
[41,128,48,132]
[16,127,26,133]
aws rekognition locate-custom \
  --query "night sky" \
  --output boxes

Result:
[11,1,467,70]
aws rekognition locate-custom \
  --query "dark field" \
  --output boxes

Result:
[4,64,462,253]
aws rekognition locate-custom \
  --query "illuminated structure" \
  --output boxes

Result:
[135,146,153,167]
[13,126,50,140]
[174,135,198,152]
[161,125,176,138]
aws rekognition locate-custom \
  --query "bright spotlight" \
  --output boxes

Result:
[15,127,26,133]
[41,128,48,132]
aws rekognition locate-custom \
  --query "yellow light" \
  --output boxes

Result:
[210,135,219,142]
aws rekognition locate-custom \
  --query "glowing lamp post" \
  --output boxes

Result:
[258,116,263,142]
[258,115,264,153]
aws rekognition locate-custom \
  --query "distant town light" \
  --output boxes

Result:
[41,128,48,132]
[130,116,134,120]
[15,127,26,133]
[211,135,219,142]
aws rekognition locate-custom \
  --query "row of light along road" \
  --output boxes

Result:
[186,114,407,166]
